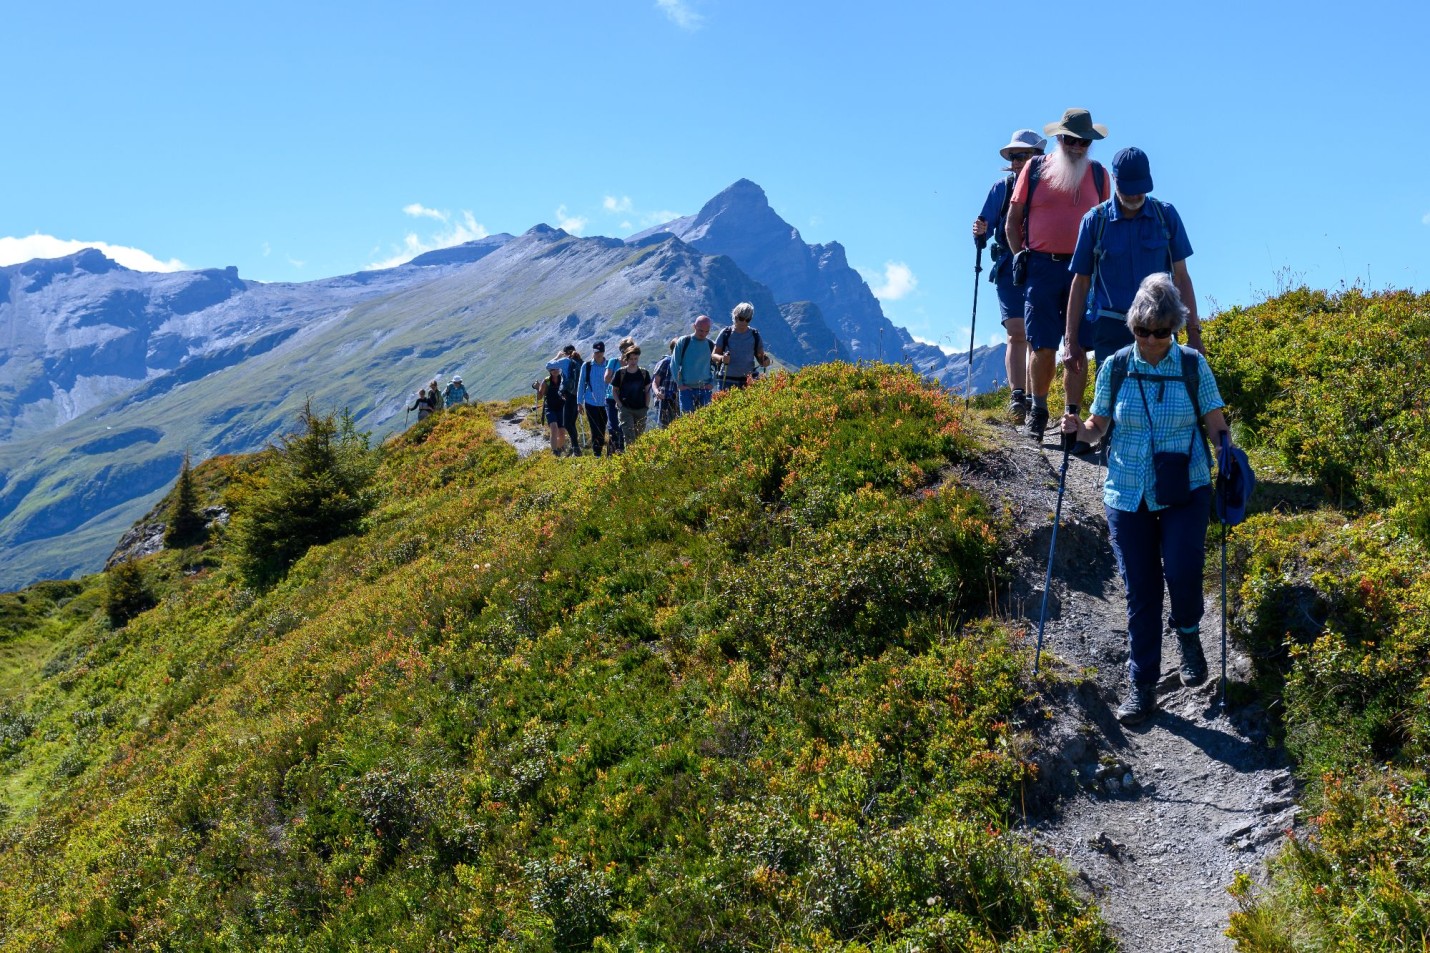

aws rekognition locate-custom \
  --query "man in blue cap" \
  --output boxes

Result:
[1062,147,1202,451]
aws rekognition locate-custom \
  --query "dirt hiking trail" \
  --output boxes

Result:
[961,418,1295,952]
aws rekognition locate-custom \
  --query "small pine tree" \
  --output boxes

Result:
[105,559,155,628]
[164,453,207,549]
[229,401,376,588]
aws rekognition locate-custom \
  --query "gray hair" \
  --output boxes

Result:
[731,302,755,322]
[1125,273,1187,335]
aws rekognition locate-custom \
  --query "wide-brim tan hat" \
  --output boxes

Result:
[1044,108,1108,140]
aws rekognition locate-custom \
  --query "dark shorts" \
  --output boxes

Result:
[1024,253,1076,351]
[993,259,1025,324]
[545,410,563,425]
[1092,313,1135,367]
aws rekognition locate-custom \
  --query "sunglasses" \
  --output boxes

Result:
[1008,152,1039,161]
[1132,326,1174,339]
[735,316,751,322]
[1059,135,1092,147]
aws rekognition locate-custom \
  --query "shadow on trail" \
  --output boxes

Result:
[1030,516,1116,598]
[1113,708,1276,775]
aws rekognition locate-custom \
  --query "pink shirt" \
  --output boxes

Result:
[1011,160,1107,255]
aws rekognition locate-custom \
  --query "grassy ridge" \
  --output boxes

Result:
[0,365,1112,950]
[1205,289,1430,950]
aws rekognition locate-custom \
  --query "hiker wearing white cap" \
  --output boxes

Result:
[443,375,468,406]
[974,128,1046,422]
[1005,108,1111,444]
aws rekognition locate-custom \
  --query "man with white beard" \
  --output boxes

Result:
[1005,108,1111,444]
[1063,148,1203,453]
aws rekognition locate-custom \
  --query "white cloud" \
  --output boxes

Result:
[555,205,588,235]
[869,261,918,301]
[1422,210,1430,225]
[404,203,449,221]
[656,0,704,30]
[0,234,187,272]
[287,256,306,269]
[603,195,634,213]
[909,333,957,356]
[366,207,489,270]
[642,209,680,226]
[261,241,272,257]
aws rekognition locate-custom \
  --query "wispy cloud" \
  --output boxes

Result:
[555,205,588,235]
[868,261,918,301]
[404,203,449,221]
[603,195,634,214]
[909,333,957,356]
[656,0,704,30]
[0,234,186,272]
[367,206,489,270]
[1422,210,1430,226]
[599,194,681,231]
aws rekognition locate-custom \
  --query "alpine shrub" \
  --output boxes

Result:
[104,558,154,628]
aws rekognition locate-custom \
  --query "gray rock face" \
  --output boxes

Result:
[635,179,1004,390]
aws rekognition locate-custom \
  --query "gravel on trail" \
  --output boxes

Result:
[957,414,1296,952]
[493,406,550,458]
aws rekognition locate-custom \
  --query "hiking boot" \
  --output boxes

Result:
[1009,393,1029,424]
[1115,683,1158,724]
[1070,439,1096,456]
[1027,406,1049,442]
[1177,630,1209,686]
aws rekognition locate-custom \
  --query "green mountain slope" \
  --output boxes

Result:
[0,366,1113,950]
[0,229,810,592]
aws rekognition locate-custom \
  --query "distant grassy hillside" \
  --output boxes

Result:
[0,366,1113,950]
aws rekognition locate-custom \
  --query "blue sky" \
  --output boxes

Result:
[2,0,1427,352]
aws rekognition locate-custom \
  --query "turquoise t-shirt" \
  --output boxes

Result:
[674,334,714,387]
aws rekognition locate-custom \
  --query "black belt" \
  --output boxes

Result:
[1028,250,1072,262]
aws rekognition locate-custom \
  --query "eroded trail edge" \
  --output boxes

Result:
[961,421,1295,953]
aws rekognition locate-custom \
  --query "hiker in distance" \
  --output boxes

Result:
[712,302,772,390]
[407,386,436,422]
[1005,108,1112,443]
[1060,273,1231,724]
[537,365,570,456]
[546,345,584,456]
[1063,147,1203,454]
[443,375,468,406]
[611,344,652,445]
[579,341,611,457]
[602,337,637,453]
[973,128,1046,423]
[649,338,680,429]
[673,315,716,412]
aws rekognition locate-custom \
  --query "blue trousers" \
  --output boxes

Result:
[1106,486,1211,687]
[678,387,713,413]
[992,257,1024,323]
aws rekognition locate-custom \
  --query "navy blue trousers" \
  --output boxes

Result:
[1106,486,1211,687]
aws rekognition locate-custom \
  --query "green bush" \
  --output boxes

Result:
[227,401,376,587]
[103,558,154,628]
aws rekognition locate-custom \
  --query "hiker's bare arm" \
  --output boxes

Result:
[1173,260,1202,355]
[1005,201,1027,254]
[1062,274,1092,371]
[1202,408,1229,446]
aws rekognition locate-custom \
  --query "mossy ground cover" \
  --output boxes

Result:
[0,365,1113,951]
[1202,290,1430,950]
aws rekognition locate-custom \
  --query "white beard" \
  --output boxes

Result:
[1119,193,1146,212]
[1042,148,1091,196]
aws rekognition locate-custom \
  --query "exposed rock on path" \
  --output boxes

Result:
[960,419,1294,952]
[493,406,548,458]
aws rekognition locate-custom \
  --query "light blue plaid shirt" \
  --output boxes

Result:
[1091,343,1224,512]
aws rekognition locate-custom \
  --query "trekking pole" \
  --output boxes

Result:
[1219,433,1230,711]
[1034,404,1077,674]
[964,241,985,408]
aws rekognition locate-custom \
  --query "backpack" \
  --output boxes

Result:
[1105,345,1212,471]
[1023,156,1109,240]
[713,326,764,368]
[1090,199,1174,309]
[615,368,650,409]
[652,355,676,400]
[560,358,579,398]
[674,334,714,383]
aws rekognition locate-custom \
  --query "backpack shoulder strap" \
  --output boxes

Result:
[752,329,763,354]
[1091,161,1109,202]
[998,172,1017,225]
[1152,199,1174,271]
[1105,346,1135,444]
[715,327,731,350]
[1180,348,1214,471]
[1023,156,1043,235]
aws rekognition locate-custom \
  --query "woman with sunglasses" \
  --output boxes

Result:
[1060,273,1231,724]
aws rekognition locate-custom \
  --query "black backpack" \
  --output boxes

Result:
[615,368,650,409]
[560,358,579,399]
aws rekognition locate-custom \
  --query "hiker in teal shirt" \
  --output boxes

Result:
[674,315,715,413]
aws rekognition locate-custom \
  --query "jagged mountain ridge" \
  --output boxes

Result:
[0,226,826,589]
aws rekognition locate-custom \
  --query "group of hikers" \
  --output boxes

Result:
[533,302,772,457]
[974,107,1250,724]
[406,375,468,421]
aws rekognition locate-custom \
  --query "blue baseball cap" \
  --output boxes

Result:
[1112,147,1154,196]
